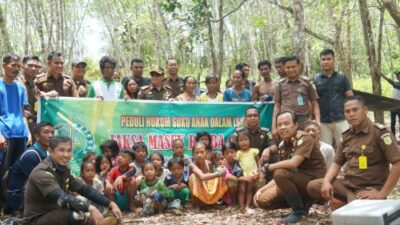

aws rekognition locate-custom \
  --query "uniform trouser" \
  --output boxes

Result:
[0,138,27,202]
[28,208,87,225]
[320,120,349,146]
[256,169,313,210]
[306,178,357,203]
[390,111,400,136]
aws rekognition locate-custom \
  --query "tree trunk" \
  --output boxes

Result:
[217,0,224,78]
[203,0,218,76]
[292,0,306,72]
[358,0,384,123]
[382,0,400,27]
[345,2,353,85]
[0,4,12,53]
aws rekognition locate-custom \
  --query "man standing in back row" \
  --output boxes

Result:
[312,49,353,146]
[164,58,184,98]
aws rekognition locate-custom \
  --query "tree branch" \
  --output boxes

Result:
[381,0,400,27]
[210,0,248,22]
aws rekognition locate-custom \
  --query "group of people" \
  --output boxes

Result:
[0,48,400,225]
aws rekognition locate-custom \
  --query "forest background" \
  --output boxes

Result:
[1,0,400,122]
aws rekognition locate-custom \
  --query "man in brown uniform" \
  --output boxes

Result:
[138,65,173,100]
[307,96,400,206]
[23,136,122,225]
[254,111,326,224]
[35,52,78,97]
[272,55,320,139]
[20,56,43,138]
[163,58,184,98]
[71,59,90,97]
[252,60,275,101]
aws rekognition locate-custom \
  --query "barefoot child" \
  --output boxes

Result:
[236,132,260,213]
[105,149,137,212]
[195,131,213,162]
[139,162,168,215]
[79,161,104,194]
[164,157,190,207]
[100,140,120,167]
[131,142,148,184]
[95,155,112,183]
[171,139,190,180]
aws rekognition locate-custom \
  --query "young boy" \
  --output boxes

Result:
[105,149,137,212]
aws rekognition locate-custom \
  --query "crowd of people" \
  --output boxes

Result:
[0,48,400,225]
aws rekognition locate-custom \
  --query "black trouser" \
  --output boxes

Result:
[390,111,400,135]
[0,138,27,204]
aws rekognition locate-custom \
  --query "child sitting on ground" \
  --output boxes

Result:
[82,152,97,164]
[131,142,148,184]
[105,149,137,212]
[195,132,214,162]
[164,157,190,208]
[171,139,190,181]
[139,162,169,215]
[150,152,169,181]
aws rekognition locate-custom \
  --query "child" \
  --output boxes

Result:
[221,142,243,205]
[164,157,190,208]
[150,152,169,181]
[100,139,120,167]
[95,155,112,183]
[80,161,104,194]
[139,162,169,215]
[199,74,223,102]
[171,139,190,182]
[105,149,137,212]
[82,152,97,164]
[131,142,148,177]
[195,132,213,162]
[236,132,260,213]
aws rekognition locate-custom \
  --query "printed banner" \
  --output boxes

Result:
[39,98,274,174]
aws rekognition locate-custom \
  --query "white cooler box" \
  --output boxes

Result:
[332,200,400,225]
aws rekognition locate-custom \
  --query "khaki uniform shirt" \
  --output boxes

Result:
[163,76,184,98]
[34,73,78,97]
[74,79,91,97]
[18,76,37,123]
[137,84,173,100]
[334,119,400,190]
[23,157,85,223]
[274,76,319,121]
[278,131,326,179]
[230,126,274,156]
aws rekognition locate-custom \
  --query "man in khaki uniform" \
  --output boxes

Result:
[163,58,184,98]
[272,56,320,139]
[34,52,78,97]
[307,96,400,206]
[254,111,326,224]
[138,65,172,100]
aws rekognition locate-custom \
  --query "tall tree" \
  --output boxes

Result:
[0,4,11,53]
[292,0,306,68]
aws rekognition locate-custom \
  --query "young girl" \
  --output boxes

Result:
[150,152,169,181]
[95,155,112,183]
[82,152,97,164]
[171,139,190,182]
[236,132,260,213]
[100,139,120,167]
[124,77,139,100]
[80,161,104,194]
[139,162,168,215]
[188,142,227,210]
[176,76,198,101]
[199,74,223,102]
[221,142,244,206]
[131,142,148,184]
[164,157,190,207]
[195,131,213,162]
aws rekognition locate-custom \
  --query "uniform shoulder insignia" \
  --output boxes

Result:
[300,75,309,81]
[279,78,286,83]
[235,127,245,132]
[62,74,72,79]
[35,73,47,82]
[164,84,173,90]
[260,127,269,133]
[278,141,284,148]
[374,123,386,130]
[342,126,351,134]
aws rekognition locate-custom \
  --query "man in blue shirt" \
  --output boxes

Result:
[0,55,31,204]
[311,49,353,146]
[5,122,54,215]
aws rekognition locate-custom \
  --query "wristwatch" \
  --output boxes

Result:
[262,163,270,173]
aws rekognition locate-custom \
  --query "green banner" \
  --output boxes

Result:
[39,98,274,174]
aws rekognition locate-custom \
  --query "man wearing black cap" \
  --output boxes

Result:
[71,59,90,97]
[138,65,172,100]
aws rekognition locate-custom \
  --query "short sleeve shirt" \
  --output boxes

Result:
[312,72,352,123]
[236,148,259,176]
[163,76,184,98]
[34,73,78,97]
[23,157,85,223]
[274,77,319,118]
[223,88,252,102]
[107,166,134,194]
[278,131,326,179]
[334,119,400,190]
[0,80,29,138]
